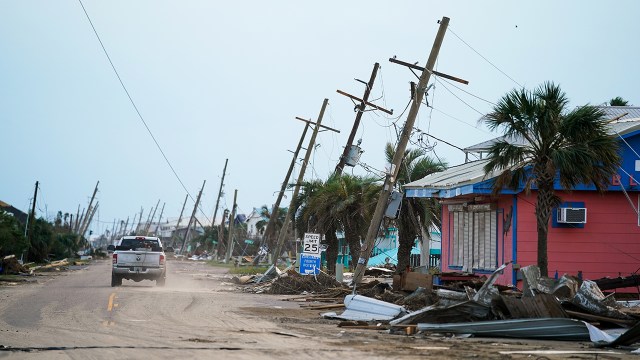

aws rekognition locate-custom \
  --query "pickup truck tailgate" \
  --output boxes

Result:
[116,251,161,267]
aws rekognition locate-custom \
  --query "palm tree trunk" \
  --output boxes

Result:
[396,200,419,274]
[324,226,338,274]
[535,184,555,277]
[344,222,361,271]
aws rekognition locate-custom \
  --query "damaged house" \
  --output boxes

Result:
[403,107,640,289]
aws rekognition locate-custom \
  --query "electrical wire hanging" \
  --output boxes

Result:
[77,0,212,225]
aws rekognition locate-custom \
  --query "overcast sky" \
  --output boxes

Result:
[2,1,639,236]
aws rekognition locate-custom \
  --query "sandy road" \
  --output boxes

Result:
[0,260,635,359]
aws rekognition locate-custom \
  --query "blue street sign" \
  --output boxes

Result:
[299,253,321,275]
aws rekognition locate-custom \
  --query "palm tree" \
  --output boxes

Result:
[385,143,447,273]
[609,96,630,106]
[302,175,380,272]
[484,82,621,276]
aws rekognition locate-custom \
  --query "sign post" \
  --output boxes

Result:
[299,233,321,275]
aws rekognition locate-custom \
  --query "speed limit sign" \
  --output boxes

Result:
[303,233,321,255]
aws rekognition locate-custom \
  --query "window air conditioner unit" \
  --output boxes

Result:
[557,207,587,224]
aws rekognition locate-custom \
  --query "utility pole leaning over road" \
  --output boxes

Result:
[334,63,392,175]
[171,194,189,248]
[211,159,228,230]
[180,181,206,254]
[271,99,339,266]
[352,16,451,285]
[82,202,99,240]
[225,190,238,263]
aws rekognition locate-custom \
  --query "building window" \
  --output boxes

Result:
[450,207,498,271]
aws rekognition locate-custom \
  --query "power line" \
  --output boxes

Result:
[77,0,204,219]
[430,107,493,135]
[447,25,523,88]
[434,76,496,106]
[436,77,488,117]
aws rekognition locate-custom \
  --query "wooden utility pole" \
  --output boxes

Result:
[75,208,85,233]
[26,181,39,250]
[145,199,160,234]
[74,205,81,233]
[225,190,238,262]
[153,202,166,236]
[81,202,99,239]
[211,159,228,229]
[180,180,206,254]
[78,181,99,239]
[335,63,391,175]
[263,123,309,251]
[272,99,333,265]
[171,194,189,248]
[216,209,229,258]
[135,207,144,235]
[122,217,129,237]
[353,16,450,284]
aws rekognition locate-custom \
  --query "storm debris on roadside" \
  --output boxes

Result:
[233,261,640,349]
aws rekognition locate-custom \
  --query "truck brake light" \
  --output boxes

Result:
[112,253,117,264]
[160,254,165,265]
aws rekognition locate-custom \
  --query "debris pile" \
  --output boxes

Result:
[1,255,29,275]
[269,269,341,295]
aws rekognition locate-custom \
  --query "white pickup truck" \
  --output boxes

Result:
[109,236,171,287]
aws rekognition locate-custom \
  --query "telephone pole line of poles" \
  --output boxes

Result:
[225,190,238,263]
[180,180,206,254]
[78,181,99,240]
[272,98,337,266]
[135,207,144,235]
[353,16,451,285]
[211,159,228,228]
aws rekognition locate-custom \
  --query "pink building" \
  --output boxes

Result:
[404,107,640,288]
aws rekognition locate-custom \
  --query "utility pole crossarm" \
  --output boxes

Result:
[294,117,340,133]
[335,90,393,115]
[389,57,469,85]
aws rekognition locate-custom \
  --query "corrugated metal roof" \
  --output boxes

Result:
[465,106,640,152]
[404,160,492,189]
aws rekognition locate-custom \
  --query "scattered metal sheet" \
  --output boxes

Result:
[572,280,632,320]
[391,300,491,325]
[499,350,623,355]
[322,294,406,321]
[472,262,508,305]
[593,320,640,348]
[417,318,591,341]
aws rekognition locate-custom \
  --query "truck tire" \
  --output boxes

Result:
[156,276,166,287]
[111,274,122,287]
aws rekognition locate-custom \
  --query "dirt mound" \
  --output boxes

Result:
[269,269,343,295]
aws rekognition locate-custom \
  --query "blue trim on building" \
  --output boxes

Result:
[512,195,518,286]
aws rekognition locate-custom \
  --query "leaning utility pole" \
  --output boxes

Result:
[122,216,130,237]
[211,159,228,229]
[135,207,144,235]
[171,194,189,248]
[353,16,450,284]
[81,201,99,239]
[145,199,160,234]
[263,123,310,251]
[216,209,229,258]
[180,180,206,254]
[335,63,391,175]
[272,99,335,265]
[225,190,238,262]
[74,205,81,233]
[153,202,166,236]
[78,181,99,239]
[26,181,39,251]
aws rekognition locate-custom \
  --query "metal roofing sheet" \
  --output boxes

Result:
[404,160,492,189]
